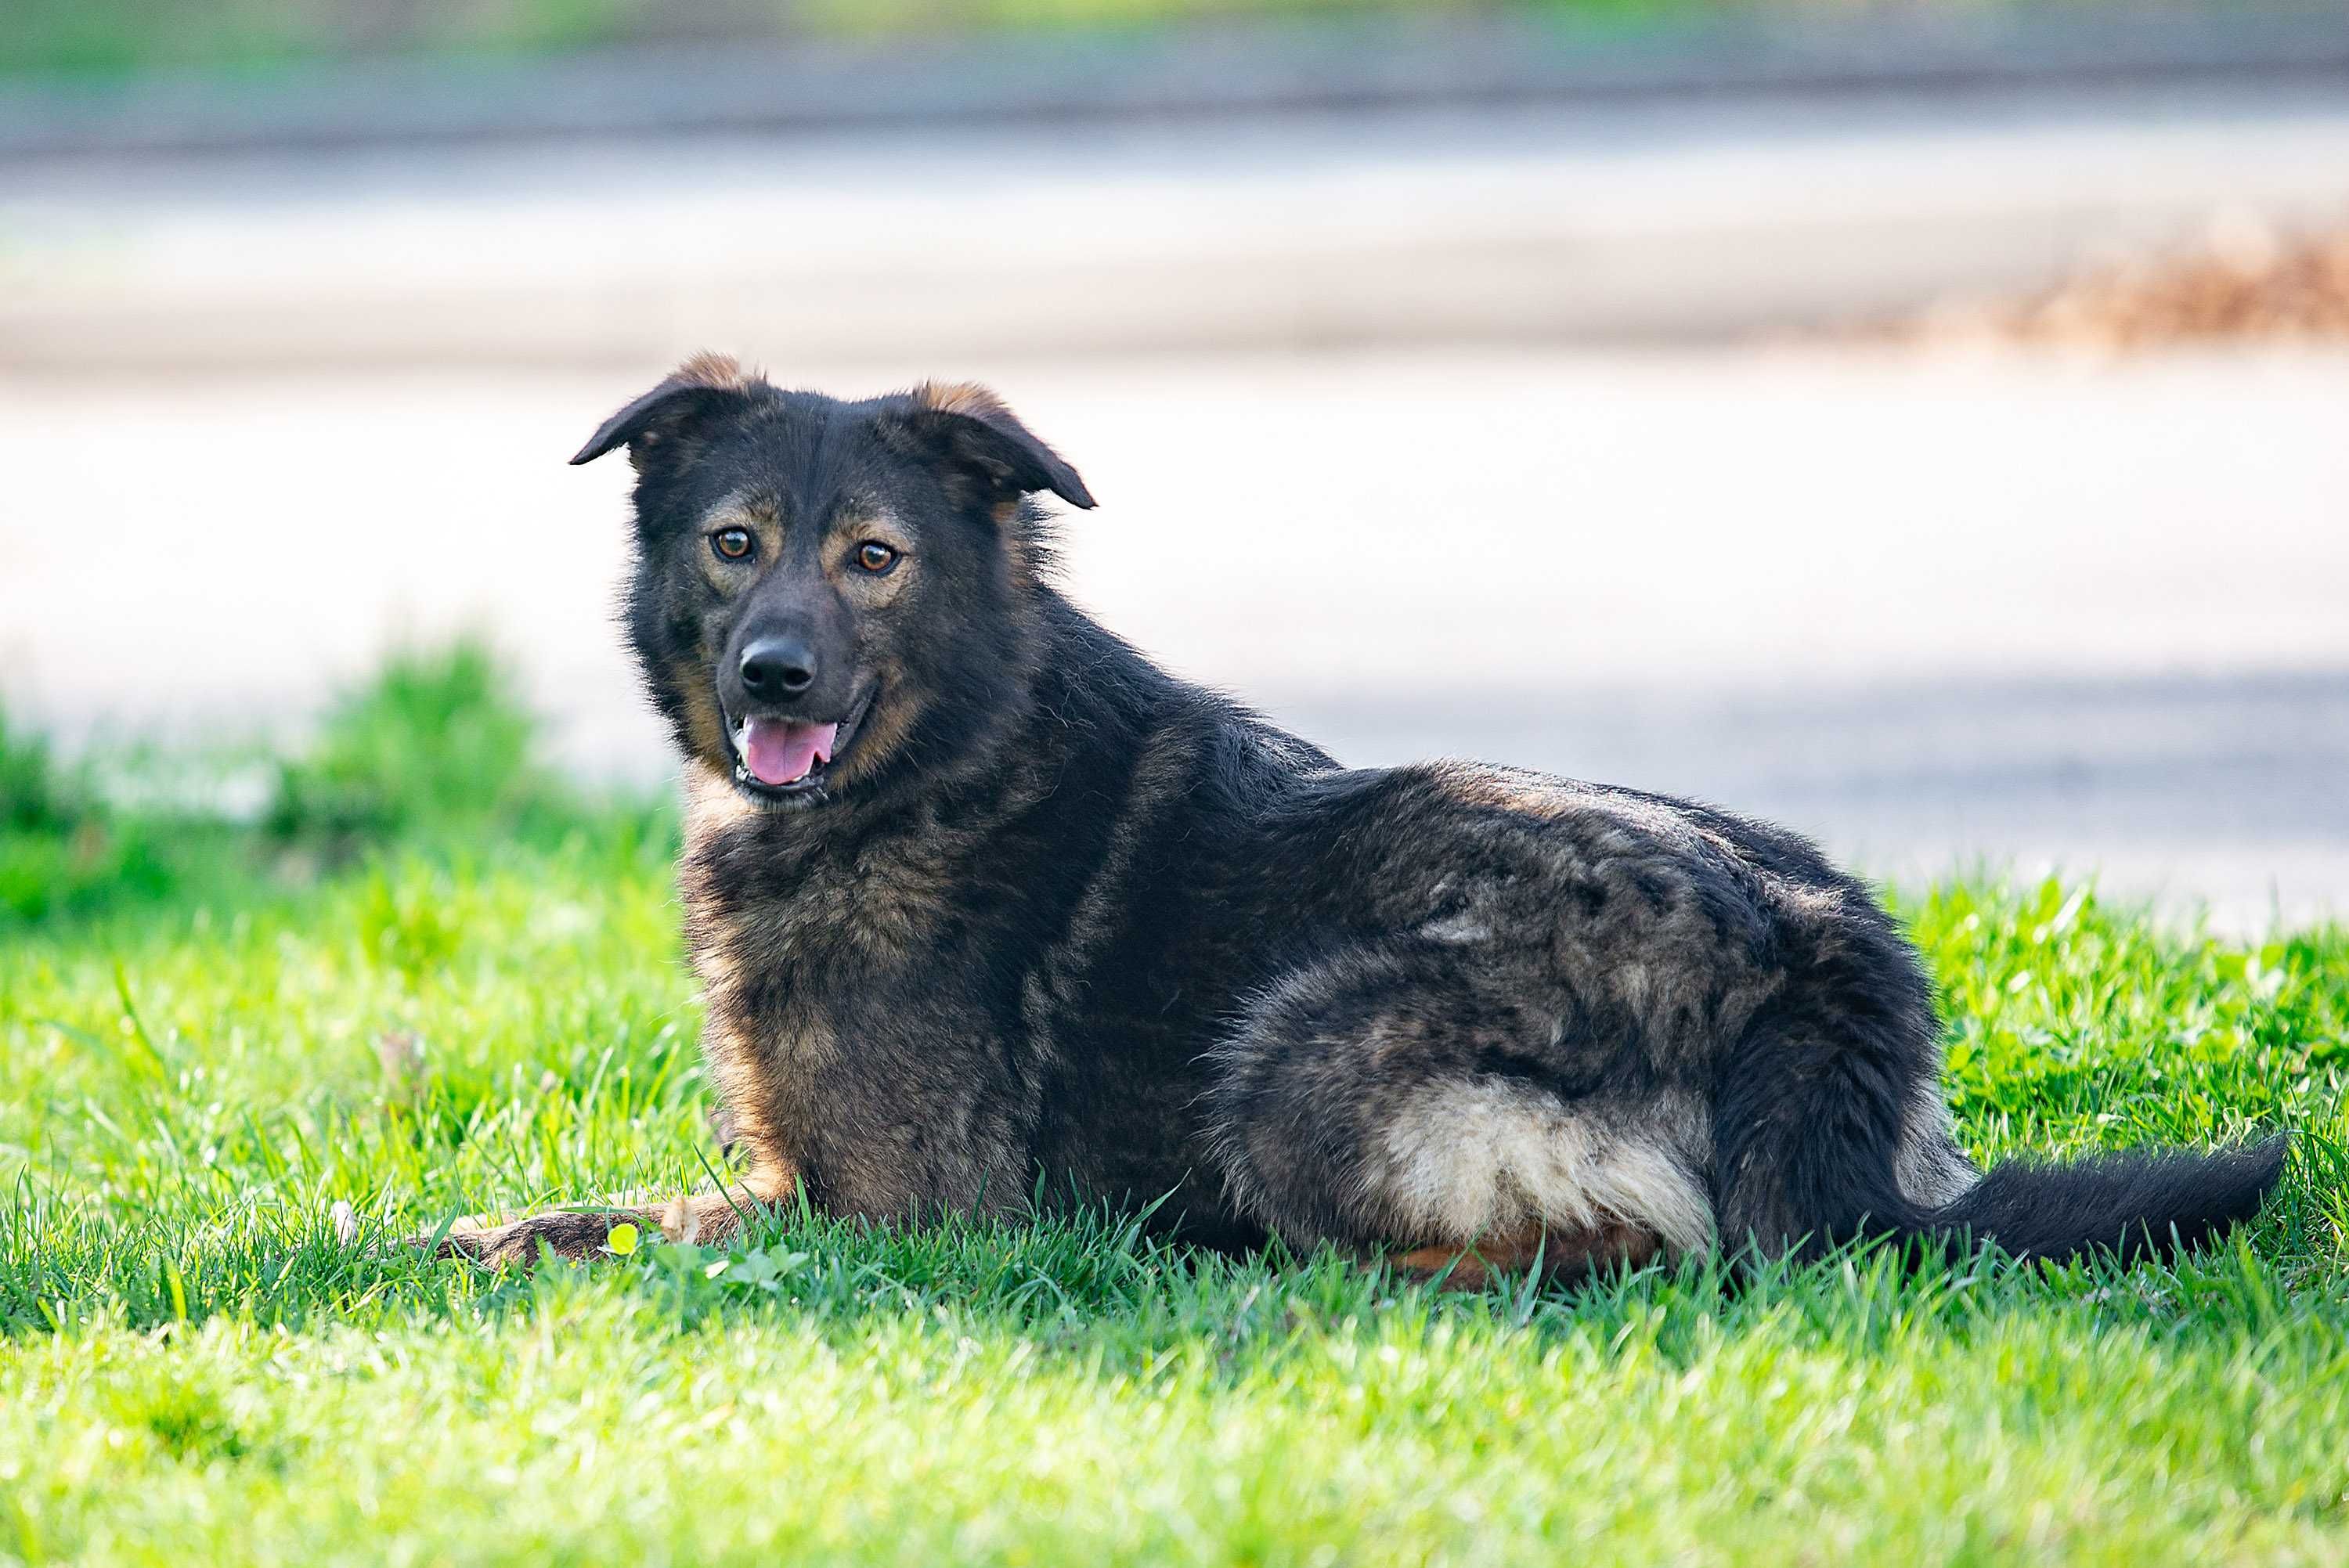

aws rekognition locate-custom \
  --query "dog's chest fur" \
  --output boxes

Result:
[679,772,1005,1214]
[674,743,1250,1231]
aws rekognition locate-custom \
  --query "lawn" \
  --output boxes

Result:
[2,648,2346,1566]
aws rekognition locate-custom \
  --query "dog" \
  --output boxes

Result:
[436,353,2285,1284]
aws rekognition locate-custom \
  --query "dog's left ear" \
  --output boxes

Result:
[570,352,760,468]
[887,381,1096,511]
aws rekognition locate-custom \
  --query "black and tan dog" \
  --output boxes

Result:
[440,354,2284,1283]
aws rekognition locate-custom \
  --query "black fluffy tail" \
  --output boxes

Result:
[1917,1136,2288,1263]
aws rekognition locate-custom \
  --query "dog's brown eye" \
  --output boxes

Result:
[711,528,753,561]
[855,542,899,575]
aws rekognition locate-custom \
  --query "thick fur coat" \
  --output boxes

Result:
[442,356,2284,1282]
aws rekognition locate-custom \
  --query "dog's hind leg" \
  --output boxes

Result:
[1389,1218,1666,1291]
[1203,943,1714,1287]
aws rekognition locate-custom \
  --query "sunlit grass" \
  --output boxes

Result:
[0,652,2344,1565]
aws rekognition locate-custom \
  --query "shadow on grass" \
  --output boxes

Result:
[9,1170,2348,1379]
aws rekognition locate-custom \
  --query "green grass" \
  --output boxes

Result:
[1,651,2346,1565]
[3,0,2102,81]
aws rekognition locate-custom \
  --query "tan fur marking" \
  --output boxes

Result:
[1896,1083,1980,1209]
[702,492,781,531]
[677,679,733,775]
[1373,1080,1716,1255]
[673,351,754,391]
[680,762,755,868]
[832,672,921,793]
[1391,1220,1662,1289]
[824,506,917,608]
[681,838,853,1178]
[1390,1243,1499,1290]
[911,379,1012,421]
[682,756,751,820]
[653,1168,802,1247]
[695,494,783,601]
[1435,763,1576,820]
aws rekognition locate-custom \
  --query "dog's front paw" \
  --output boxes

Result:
[413,1209,644,1269]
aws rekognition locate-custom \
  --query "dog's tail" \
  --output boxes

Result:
[1903,1136,2286,1263]
[1717,997,2287,1267]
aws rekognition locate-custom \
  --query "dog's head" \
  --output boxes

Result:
[572,355,1094,811]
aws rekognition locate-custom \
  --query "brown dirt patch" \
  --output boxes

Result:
[1882,215,2349,351]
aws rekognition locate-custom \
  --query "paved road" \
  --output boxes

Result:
[5,83,2349,367]
[5,346,2344,930]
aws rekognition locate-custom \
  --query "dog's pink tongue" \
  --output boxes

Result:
[742,719,838,786]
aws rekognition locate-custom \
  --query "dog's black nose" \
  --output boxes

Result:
[739,637,816,698]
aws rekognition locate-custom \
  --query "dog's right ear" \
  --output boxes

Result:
[569,352,760,467]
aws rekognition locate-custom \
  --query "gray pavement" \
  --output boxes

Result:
[5,348,2344,932]
[6,84,2349,368]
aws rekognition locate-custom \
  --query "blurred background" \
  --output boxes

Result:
[2,0,2345,931]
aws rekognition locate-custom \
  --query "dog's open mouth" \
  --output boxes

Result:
[723,689,873,802]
